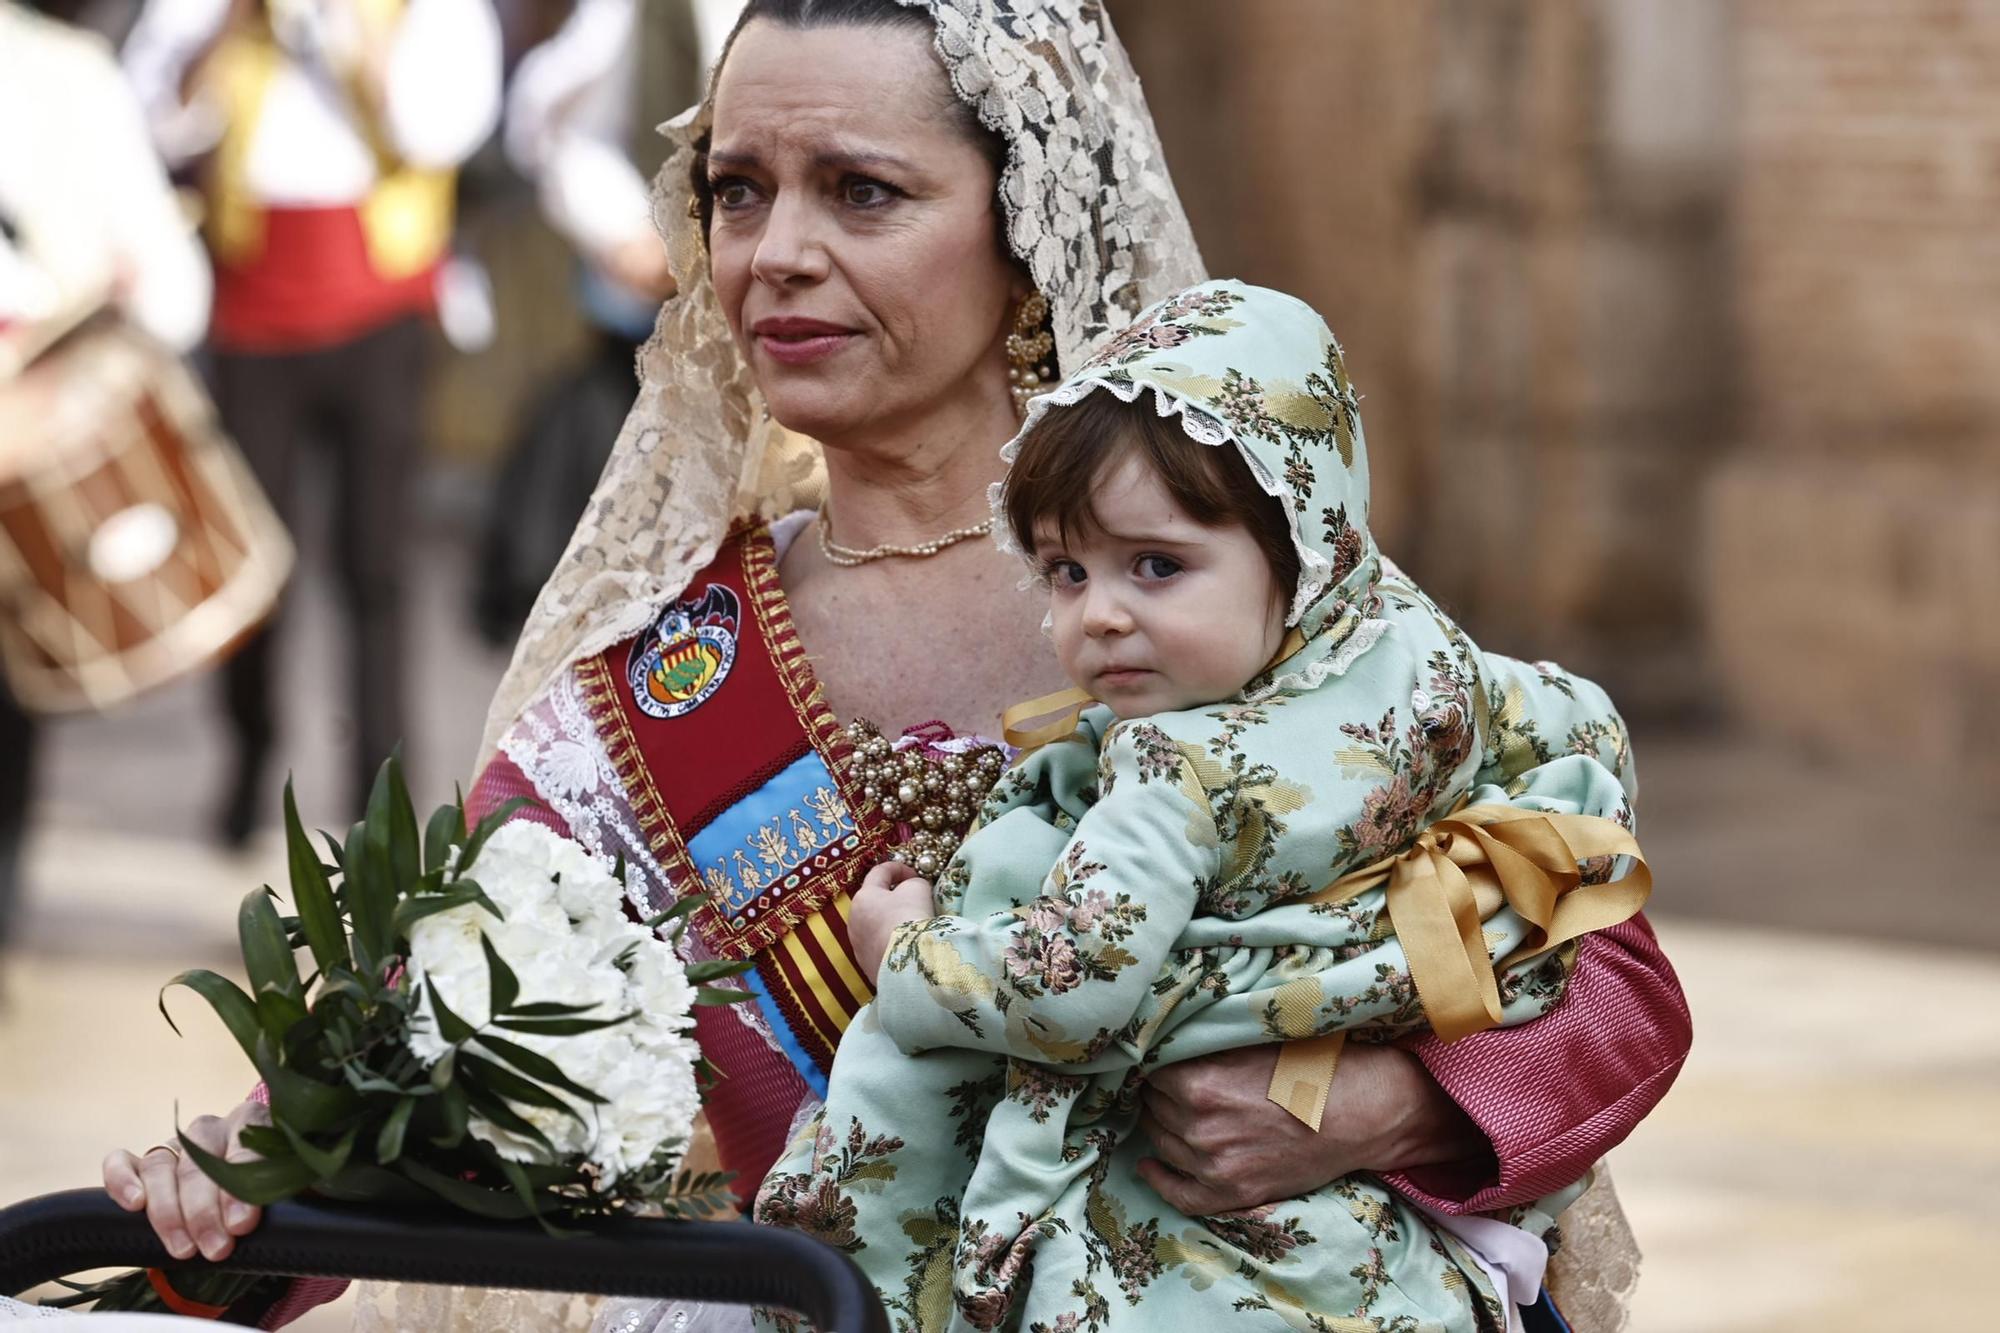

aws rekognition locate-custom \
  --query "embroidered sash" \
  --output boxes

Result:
[582,526,886,1094]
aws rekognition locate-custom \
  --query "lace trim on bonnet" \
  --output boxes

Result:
[988,375,1338,628]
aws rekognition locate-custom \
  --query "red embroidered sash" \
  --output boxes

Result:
[582,526,889,1106]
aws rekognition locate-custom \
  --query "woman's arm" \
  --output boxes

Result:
[1137,914,1688,1216]
[1387,911,1688,1212]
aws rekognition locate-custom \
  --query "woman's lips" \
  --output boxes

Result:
[751,317,858,366]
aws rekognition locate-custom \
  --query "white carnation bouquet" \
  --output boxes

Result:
[53,757,747,1316]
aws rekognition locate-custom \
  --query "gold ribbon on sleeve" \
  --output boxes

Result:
[1001,686,1096,758]
[1266,805,1651,1128]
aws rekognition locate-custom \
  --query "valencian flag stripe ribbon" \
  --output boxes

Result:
[1268,805,1651,1130]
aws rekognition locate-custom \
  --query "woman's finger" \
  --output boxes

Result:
[101,1149,147,1211]
[135,1147,197,1260]
[1138,1082,1198,1141]
[858,861,915,895]
[1135,1156,1228,1218]
[1136,1109,1202,1177]
[176,1115,241,1260]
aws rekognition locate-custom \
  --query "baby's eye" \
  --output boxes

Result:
[1042,559,1087,589]
[1135,554,1183,581]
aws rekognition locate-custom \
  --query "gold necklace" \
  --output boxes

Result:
[815,506,994,567]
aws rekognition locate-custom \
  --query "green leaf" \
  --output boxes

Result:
[431,1080,469,1147]
[391,884,497,937]
[376,1096,417,1163]
[176,1127,320,1205]
[396,1159,537,1219]
[341,818,383,977]
[276,1119,357,1180]
[319,829,346,872]
[283,779,347,976]
[641,896,706,931]
[458,1078,561,1158]
[382,750,421,892]
[502,1000,602,1017]
[494,1158,579,1238]
[252,985,309,1045]
[425,979,477,1044]
[455,1050,576,1117]
[238,889,303,1006]
[474,1031,607,1106]
[423,801,461,876]
[236,1124,290,1158]
[254,1045,360,1134]
[697,986,757,1006]
[685,958,753,983]
[490,1013,634,1037]
[429,1048,457,1091]
[480,933,520,1015]
[314,1162,432,1206]
[159,970,261,1063]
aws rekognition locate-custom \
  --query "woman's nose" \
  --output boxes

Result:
[750,193,831,288]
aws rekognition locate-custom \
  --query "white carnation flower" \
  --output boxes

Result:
[404,821,700,1189]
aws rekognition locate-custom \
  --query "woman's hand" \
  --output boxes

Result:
[101,1098,269,1261]
[1136,1042,1488,1216]
[850,860,936,982]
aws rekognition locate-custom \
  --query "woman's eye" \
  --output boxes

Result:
[841,176,898,208]
[1136,555,1183,581]
[710,177,756,210]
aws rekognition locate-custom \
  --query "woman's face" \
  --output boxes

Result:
[705,20,1027,445]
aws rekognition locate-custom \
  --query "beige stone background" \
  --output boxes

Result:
[4,2,1999,1331]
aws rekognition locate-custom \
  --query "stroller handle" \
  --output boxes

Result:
[0,1189,887,1332]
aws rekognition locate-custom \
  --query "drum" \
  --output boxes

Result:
[0,317,292,713]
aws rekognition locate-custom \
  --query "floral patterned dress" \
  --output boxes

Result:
[752,283,1649,1333]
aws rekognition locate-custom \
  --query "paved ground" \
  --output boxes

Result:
[3,528,1996,1330]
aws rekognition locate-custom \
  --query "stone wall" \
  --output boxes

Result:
[1704,0,2000,777]
[1116,1,1736,715]
[1117,0,1998,778]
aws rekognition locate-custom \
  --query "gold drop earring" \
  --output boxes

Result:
[1007,291,1055,417]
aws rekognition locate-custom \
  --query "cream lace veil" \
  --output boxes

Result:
[477,0,1207,763]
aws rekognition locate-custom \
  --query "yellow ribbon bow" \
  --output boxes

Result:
[1268,804,1652,1130]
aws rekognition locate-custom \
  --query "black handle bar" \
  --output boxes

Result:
[0,1189,887,1333]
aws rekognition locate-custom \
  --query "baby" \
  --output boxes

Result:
[754,282,1649,1333]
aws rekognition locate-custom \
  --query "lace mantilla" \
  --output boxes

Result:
[480,0,1205,764]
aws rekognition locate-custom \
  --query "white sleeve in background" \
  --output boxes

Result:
[505,0,651,260]
[99,61,212,349]
[381,0,503,171]
[120,0,235,166]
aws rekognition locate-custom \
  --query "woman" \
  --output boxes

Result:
[105,2,1688,1328]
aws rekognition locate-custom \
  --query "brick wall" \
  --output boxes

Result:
[1704,0,2000,776]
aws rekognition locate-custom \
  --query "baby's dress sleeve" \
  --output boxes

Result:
[873,725,1221,1066]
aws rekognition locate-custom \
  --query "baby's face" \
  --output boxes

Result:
[1033,455,1289,719]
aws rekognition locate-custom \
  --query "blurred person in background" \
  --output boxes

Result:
[0,0,211,960]
[474,0,742,645]
[121,0,503,842]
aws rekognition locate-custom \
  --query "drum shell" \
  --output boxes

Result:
[0,321,293,713]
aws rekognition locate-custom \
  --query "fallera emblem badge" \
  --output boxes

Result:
[627,584,740,719]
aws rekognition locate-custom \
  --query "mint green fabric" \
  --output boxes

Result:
[754,283,1638,1333]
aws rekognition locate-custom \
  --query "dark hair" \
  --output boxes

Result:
[689,0,1010,242]
[1003,392,1303,599]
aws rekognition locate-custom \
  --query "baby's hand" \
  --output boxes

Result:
[851,860,936,983]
